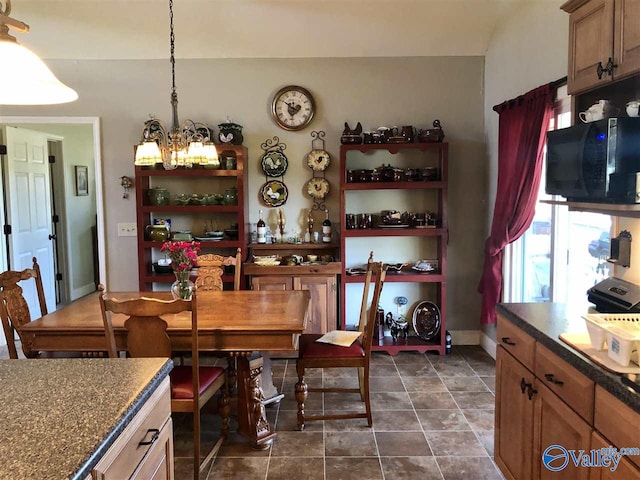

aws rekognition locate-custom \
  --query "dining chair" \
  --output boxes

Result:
[194,248,242,292]
[294,256,387,430]
[99,285,230,480]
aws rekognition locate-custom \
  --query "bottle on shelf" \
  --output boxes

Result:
[322,210,332,243]
[257,210,266,244]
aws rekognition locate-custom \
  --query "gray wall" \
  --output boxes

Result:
[0,55,488,332]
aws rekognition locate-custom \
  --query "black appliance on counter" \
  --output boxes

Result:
[546,117,640,203]
[587,276,640,313]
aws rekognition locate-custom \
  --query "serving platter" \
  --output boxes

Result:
[412,301,441,340]
[260,180,288,207]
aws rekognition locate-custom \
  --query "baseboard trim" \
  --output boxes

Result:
[449,330,480,346]
[480,331,497,360]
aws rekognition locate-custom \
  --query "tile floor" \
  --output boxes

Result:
[172,346,506,480]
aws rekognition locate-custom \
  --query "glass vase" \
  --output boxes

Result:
[171,270,194,300]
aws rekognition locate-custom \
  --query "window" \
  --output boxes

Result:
[503,85,612,307]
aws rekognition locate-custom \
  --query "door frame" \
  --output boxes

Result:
[0,116,106,288]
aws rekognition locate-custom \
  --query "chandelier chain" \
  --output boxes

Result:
[169,0,176,96]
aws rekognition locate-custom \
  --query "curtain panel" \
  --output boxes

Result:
[478,83,555,324]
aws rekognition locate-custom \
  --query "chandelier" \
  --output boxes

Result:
[0,0,78,105]
[134,0,218,170]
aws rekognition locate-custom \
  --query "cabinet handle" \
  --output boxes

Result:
[597,57,618,79]
[501,337,516,346]
[597,61,606,79]
[544,373,564,386]
[138,428,160,446]
[520,378,528,394]
[527,384,537,400]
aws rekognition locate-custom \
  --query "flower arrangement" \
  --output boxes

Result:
[160,241,200,299]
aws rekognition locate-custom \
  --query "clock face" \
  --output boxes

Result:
[271,85,315,131]
[306,149,331,172]
[306,177,330,199]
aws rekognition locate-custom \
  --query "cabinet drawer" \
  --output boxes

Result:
[594,386,640,470]
[93,378,172,479]
[535,342,594,423]
[131,417,173,480]
[590,431,640,480]
[497,315,535,371]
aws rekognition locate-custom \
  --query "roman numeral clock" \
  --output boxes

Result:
[271,85,316,131]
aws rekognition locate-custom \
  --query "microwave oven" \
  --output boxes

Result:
[545,117,640,203]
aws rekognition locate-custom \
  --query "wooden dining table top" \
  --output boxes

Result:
[20,289,310,353]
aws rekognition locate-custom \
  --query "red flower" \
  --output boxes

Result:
[160,241,201,272]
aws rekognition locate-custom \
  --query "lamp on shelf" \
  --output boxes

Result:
[0,0,78,105]
[134,0,218,170]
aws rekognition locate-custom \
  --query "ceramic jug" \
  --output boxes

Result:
[627,100,640,118]
[218,122,244,145]
[148,187,170,206]
[145,224,169,242]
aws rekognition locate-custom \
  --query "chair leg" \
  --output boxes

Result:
[357,366,365,401]
[363,365,372,427]
[294,365,308,431]
[193,410,201,480]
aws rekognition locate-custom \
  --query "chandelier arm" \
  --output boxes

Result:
[0,0,29,41]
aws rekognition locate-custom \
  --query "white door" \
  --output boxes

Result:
[3,126,56,314]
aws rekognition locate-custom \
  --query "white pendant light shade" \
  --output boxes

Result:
[0,40,78,105]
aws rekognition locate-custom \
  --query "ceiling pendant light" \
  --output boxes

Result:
[0,0,78,105]
[134,0,218,170]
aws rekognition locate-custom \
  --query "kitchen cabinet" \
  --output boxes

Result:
[563,0,640,95]
[93,377,173,480]
[135,145,248,291]
[590,432,640,479]
[495,310,640,480]
[339,142,448,355]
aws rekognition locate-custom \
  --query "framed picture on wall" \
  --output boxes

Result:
[75,165,88,196]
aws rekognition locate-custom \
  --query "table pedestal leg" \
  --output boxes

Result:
[235,353,276,449]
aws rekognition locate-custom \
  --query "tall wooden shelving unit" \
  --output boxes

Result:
[135,145,248,291]
[339,142,448,355]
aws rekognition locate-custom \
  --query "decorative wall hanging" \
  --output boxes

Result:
[259,136,289,206]
[305,131,330,212]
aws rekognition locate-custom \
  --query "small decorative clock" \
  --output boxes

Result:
[271,85,316,131]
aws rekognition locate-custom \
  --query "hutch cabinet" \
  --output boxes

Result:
[244,242,341,356]
[339,142,448,355]
[563,0,640,95]
[135,145,248,291]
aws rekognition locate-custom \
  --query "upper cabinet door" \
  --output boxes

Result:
[614,0,640,80]
[566,0,615,94]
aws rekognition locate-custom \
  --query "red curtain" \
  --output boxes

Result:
[478,83,555,324]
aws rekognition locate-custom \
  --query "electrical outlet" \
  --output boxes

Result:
[117,223,137,237]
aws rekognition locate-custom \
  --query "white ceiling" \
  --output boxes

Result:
[7,0,560,60]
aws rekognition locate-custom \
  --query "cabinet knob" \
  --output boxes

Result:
[520,378,528,394]
[501,337,516,346]
[544,373,564,386]
[526,384,537,401]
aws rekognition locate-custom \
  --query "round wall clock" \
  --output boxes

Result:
[306,177,330,199]
[271,85,316,131]
[306,149,331,172]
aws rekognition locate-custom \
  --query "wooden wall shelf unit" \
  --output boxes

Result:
[135,145,249,291]
[339,142,448,356]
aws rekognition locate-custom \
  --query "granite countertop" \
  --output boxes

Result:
[497,302,640,414]
[0,358,173,480]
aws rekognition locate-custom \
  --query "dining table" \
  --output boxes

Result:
[18,289,310,449]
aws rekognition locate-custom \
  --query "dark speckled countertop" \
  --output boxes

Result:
[0,358,173,480]
[497,302,640,414]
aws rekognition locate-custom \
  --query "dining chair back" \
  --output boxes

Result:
[294,254,387,430]
[98,285,230,480]
[0,257,49,359]
[195,248,242,291]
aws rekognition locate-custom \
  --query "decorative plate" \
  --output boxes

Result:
[260,180,289,207]
[306,149,331,171]
[306,177,330,199]
[261,151,289,177]
[412,301,441,341]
